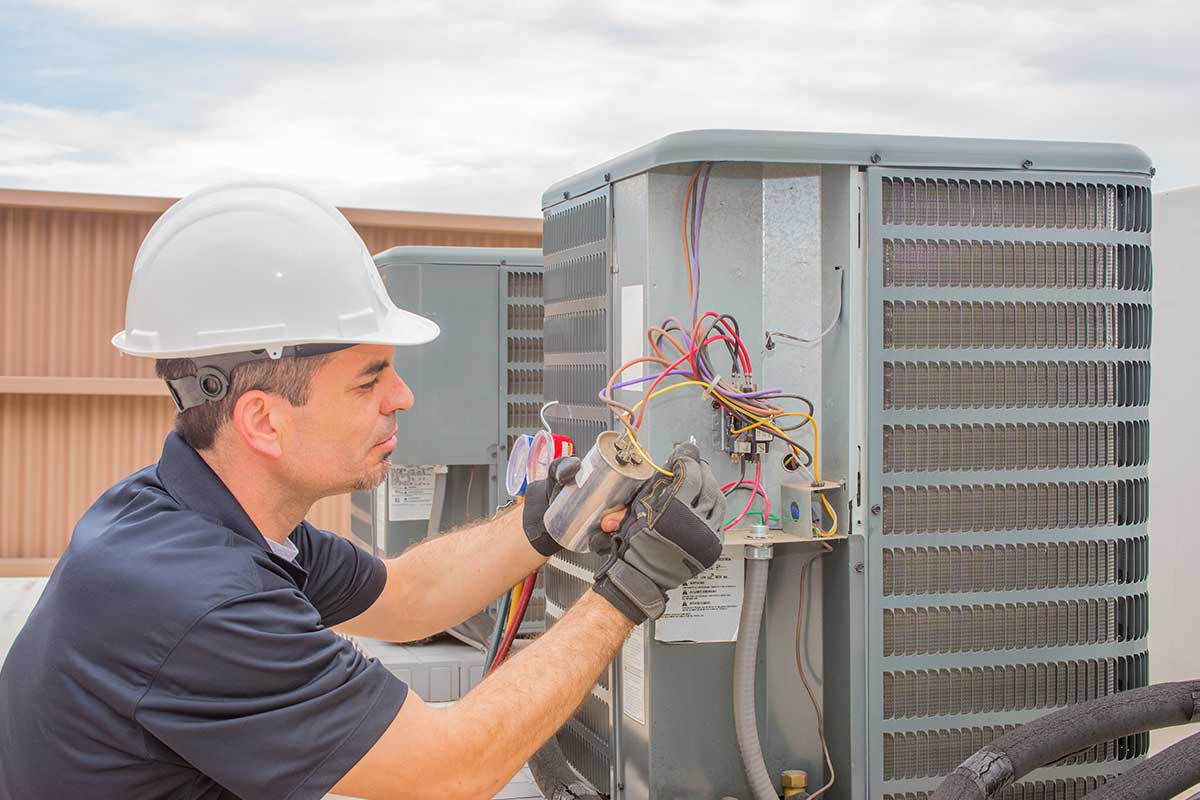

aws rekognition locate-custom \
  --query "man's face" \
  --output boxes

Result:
[279,344,413,496]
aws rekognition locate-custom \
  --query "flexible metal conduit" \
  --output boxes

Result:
[931,680,1200,800]
[734,557,777,800]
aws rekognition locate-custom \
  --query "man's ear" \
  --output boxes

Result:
[230,390,283,459]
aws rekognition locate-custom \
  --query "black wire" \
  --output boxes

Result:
[696,314,739,376]
[694,313,741,378]
[783,447,815,469]
[766,393,816,431]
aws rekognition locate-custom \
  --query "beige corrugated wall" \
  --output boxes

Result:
[0,189,541,568]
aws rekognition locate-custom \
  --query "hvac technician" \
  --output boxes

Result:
[0,183,725,799]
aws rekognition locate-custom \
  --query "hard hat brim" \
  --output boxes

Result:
[111,305,440,359]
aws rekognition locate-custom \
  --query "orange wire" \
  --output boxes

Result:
[681,168,700,306]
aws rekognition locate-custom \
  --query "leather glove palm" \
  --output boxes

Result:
[522,457,581,556]
[593,443,725,623]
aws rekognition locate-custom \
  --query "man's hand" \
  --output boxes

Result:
[591,443,725,623]
[522,457,580,556]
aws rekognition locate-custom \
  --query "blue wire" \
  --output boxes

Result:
[484,589,512,671]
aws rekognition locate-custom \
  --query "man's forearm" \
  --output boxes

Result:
[384,504,546,638]
[332,591,635,800]
[445,590,634,797]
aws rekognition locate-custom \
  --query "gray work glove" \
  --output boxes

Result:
[592,443,726,623]
[522,457,581,556]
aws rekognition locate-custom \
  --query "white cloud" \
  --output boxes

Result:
[2,0,1196,215]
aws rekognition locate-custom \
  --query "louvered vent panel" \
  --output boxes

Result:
[882,594,1148,656]
[883,360,1150,410]
[544,309,608,354]
[881,479,1149,534]
[882,537,1148,595]
[883,240,1152,290]
[882,774,1115,800]
[883,421,1149,472]
[881,178,1150,232]
[883,726,1148,781]
[883,654,1148,719]
[872,169,1150,797]
[882,302,1151,350]
[542,189,613,788]
[501,267,545,631]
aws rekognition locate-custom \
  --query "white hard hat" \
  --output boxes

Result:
[112,180,440,359]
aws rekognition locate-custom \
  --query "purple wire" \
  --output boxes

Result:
[606,370,690,392]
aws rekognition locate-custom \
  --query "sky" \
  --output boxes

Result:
[1,0,1196,217]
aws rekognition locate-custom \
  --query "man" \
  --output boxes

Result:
[0,182,725,799]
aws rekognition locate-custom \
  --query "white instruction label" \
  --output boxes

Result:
[387,465,444,521]
[621,624,647,725]
[654,553,745,643]
[620,284,645,391]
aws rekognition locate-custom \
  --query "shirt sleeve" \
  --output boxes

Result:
[293,522,388,627]
[135,589,407,800]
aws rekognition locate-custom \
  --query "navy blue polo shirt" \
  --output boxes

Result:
[0,432,407,799]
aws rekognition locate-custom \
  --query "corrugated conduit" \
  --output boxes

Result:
[734,557,778,800]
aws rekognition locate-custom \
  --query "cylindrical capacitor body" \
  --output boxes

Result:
[544,431,657,552]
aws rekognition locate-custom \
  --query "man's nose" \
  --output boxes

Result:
[384,373,414,414]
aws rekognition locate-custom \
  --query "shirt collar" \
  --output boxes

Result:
[156,432,309,585]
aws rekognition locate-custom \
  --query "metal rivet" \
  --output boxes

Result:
[1021,159,1034,170]
[854,563,865,574]
[1150,167,1157,177]
[870,153,882,164]
[870,504,881,515]
[604,172,612,182]
[562,191,570,199]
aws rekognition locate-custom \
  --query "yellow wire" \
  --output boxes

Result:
[620,378,840,536]
[504,584,521,628]
[619,381,710,474]
[618,417,673,477]
[730,411,840,537]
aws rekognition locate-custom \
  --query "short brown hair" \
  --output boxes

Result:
[155,355,330,450]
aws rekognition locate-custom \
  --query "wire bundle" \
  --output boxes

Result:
[484,571,536,673]
[597,163,837,537]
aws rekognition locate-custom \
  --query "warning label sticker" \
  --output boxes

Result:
[654,554,744,643]
[387,465,445,521]
[621,624,646,724]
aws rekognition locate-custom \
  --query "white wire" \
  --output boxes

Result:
[539,400,559,432]
[766,268,845,348]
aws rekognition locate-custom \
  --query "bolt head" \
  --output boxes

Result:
[854,563,865,573]
[870,504,881,515]
[870,153,882,164]
[1022,159,1034,170]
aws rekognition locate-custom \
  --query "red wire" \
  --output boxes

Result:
[718,320,752,373]
[724,463,764,530]
[635,349,695,428]
[488,572,536,673]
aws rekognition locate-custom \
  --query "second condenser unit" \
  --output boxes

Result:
[538,131,1153,799]
[350,246,546,629]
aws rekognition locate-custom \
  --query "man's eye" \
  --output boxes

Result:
[359,379,379,390]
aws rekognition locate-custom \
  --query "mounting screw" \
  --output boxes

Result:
[870,504,881,515]
[1021,159,1034,170]
[604,172,612,182]
[854,563,865,574]
[870,153,882,164]
[562,191,570,199]
[1150,167,1157,177]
